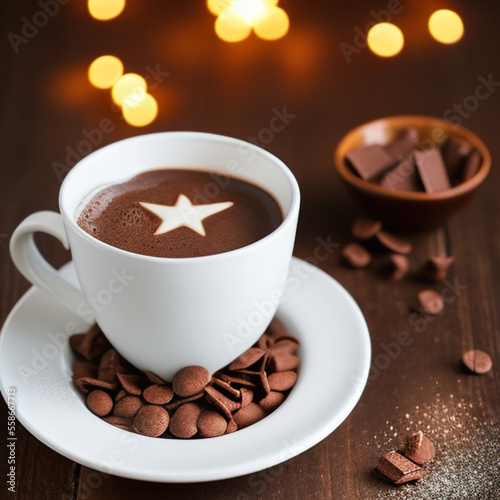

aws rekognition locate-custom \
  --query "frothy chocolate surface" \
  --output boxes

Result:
[76,169,283,258]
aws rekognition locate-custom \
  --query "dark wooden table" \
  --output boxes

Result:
[1,1,499,498]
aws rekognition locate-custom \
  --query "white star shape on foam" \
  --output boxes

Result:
[139,194,234,237]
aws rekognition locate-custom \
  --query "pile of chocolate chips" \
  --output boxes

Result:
[342,217,454,316]
[70,319,299,439]
[345,127,482,192]
[377,431,436,484]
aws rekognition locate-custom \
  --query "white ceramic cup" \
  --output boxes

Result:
[10,132,300,379]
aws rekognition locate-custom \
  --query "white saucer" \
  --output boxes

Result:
[0,257,370,483]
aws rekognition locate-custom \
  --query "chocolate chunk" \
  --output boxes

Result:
[169,403,202,439]
[414,148,451,193]
[351,218,382,240]
[384,127,419,160]
[441,137,472,183]
[462,149,482,182]
[143,384,174,405]
[197,410,228,438]
[117,373,143,396]
[388,254,409,280]
[86,390,113,417]
[462,349,493,374]
[133,405,169,438]
[229,348,266,371]
[259,391,285,411]
[345,145,396,180]
[402,431,436,465]
[115,389,127,402]
[424,256,455,281]
[268,371,298,392]
[172,366,211,397]
[375,231,412,254]
[266,318,296,342]
[226,417,238,434]
[257,333,273,350]
[114,395,145,418]
[379,156,423,192]
[342,242,372,268]
[260,371,271,394]
[233,403,266,429]
[417,290,444,315]
[377,451,425,484]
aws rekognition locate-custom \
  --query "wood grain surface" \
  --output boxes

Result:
[1,1,499,499]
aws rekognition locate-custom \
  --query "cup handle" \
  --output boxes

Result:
[10,211,88,313]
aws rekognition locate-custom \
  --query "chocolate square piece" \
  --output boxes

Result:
[345,145,396,180]
[379,155,422,192]
[414,148,451,193]
[441,137,472,184]
[384,127,419,160]
[377,451,425,484]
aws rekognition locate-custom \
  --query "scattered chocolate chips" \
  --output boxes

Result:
[377,451,425,484]
[71,319,300,440]
[424,256,455,281]
[351,218,382,240]
[462,349,493,374]
[342,242,372,268]
[172,366,211,397]
[402,431,436,465]
[133,405,169,438]
[417,289,444,315]
[388,254,409,280]
[86,390,113,417]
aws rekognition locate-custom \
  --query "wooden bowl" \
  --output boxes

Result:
[334,115,491,231]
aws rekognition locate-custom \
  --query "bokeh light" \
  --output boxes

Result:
[88,0,126,21]
[111,73,147,106]
[253,6,289,40]
[88,55,123,89]
[367,23,404,57]
[208,0,288,42]
[428,9,464,44]
[215,14,252,42]
[122,93,158,127]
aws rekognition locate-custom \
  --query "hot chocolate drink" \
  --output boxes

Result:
[76,169,283,258]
